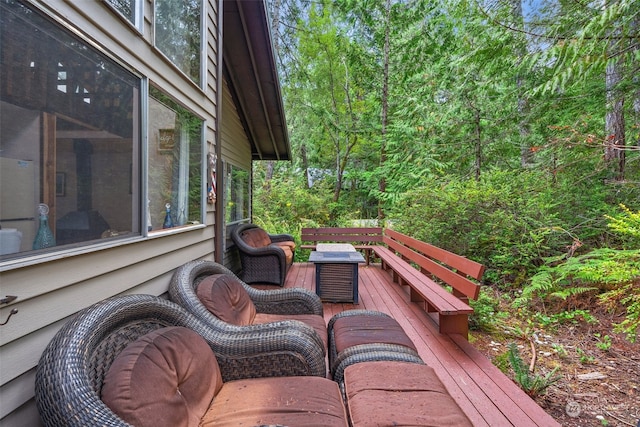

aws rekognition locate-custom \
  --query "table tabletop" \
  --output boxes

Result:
[316,243,357,252]
[308,250,365,263]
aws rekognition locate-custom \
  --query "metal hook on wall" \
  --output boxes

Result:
[1,295,18,326]
[0,308,19,326]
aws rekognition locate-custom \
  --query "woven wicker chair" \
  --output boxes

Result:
[35,294,327,427]
[169,260,327,359]
[231,223,295,286]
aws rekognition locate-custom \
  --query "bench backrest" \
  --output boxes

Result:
[383,229,484,300]
[301,227,383,245]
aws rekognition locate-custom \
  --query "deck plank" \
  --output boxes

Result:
[278,262,560,427]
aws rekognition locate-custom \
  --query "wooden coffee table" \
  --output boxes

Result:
[309,244,365,303]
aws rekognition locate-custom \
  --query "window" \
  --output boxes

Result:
[148,87,203,231]
[0,0,140,258]
[225,163,250,223]
[105,0,142,29]
[154,0,202,85]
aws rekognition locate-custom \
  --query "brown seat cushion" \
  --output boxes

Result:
[254,312,329,351]
[241,227,272,247]
[200,376,348,427]
[101,326,222,427]
[270,243,293,264]
[273,240,296,251]
[344,361,473,427]
[196,274,256,325]
[332,314,417,354]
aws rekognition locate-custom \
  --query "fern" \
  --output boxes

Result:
[605,204,640,239]
[520,247,640,342]
[506,342,561,398]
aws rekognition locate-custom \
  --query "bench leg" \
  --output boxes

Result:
[410,288,426,305]
[438,314,469,339]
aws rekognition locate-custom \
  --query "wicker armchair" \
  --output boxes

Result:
[169,260,328,360]
[35,294,327,427]
[231,223,295,286]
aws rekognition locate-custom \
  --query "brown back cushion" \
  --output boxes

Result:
[240,227,271,247]
[101,326,222,427]
[196,274,257,325]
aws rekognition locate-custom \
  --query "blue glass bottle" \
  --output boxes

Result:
[162,203,174,229]
[33,203,56,249]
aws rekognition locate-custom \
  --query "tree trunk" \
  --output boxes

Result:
[474,106,482,181]
[512,0,532,167]
[604,56,626,181]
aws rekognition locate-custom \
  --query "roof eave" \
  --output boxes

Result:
[223,0,291,161]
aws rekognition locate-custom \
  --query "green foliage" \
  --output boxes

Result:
[387,170,599,287]
[594,333,612,352]
[506,342,561,398]
[518,248,640,342]
[532,309,597,330]
[469,289,507,332]
[599,282,640,343]
[605,204,640,249]
[576,347,595,365]
[264,0,640,343]
[252,163,330,234]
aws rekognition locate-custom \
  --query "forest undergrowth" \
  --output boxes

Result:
[471,287,639,426]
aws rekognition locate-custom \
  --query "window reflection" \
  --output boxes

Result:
[154,0,202,85]
[225,164,250,223]
[148,86,203,231]
[0,0,140,257]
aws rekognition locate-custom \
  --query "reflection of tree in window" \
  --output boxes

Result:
[148,86,202,231]
[0,0,139,254]
[105,0,135,23]
[154,0,201,85]
[225,164,250,223]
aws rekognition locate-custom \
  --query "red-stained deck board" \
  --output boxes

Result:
[275,262,561,427]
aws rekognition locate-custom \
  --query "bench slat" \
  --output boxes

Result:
[383,235,481,301]
[373,246,473,314]
[385,229,485,280]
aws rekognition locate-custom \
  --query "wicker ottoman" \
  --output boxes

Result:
[328,310,423,381]
[343,361,473,427]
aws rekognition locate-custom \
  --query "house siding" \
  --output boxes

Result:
[221,79,252,270]
[0,1,221,424]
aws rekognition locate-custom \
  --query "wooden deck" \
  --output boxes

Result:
[282,262,561,427]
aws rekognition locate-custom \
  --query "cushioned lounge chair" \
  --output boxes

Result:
[231,223,295,286]
[169,260,328,367]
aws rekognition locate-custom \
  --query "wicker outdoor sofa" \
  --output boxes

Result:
[35,294,473,426]
[34,294,347,427]
[231,223,296,286]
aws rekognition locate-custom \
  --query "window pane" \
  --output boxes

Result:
[148,86,202,231]
[105,0,136,24]
[225,164,250,223]
[154,0,201,85]
[0,0,140,258]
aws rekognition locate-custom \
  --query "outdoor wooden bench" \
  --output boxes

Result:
[301,227,383,263]
[372,228,484,338]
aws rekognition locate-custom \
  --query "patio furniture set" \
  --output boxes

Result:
[35,257,473,426]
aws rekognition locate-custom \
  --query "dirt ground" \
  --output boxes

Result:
[471,304,639,427]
